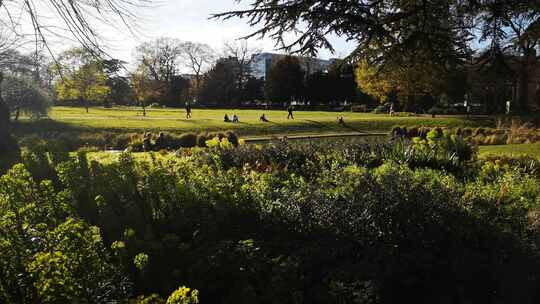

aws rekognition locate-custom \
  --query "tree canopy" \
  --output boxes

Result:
[265,56,304,104]
[0,75,51,120]
[55,55,111,112]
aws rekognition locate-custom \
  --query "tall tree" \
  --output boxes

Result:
[304,71,332,106]
[214,0,475,66]
[0,0,152,57]
[102,59,134,106]
[1,75,51,120]
[136,38,182,85]
[54,49,111,113]
[477,1,540,112]
[198,58,238,106]
[223,40,260,102]
[131,67,164,116]
[0,72,9,129]
[327,61,358,105]
[179,42,215,98]
[356,54,445,111]
[242,76,265,104]
[265,56,304,104]
[134,38,193,106]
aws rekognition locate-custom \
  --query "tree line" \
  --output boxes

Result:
[0,39,365,119]
[1,0,539,119]
[215,0,540,114]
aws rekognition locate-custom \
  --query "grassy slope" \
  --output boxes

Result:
[479,143,540,158]
[14,106,495,137]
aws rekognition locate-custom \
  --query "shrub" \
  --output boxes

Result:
[175,132,198,148]
[390,125,539,146]
[351,104,368,112]
[2,138,539,302]
[196,133,209,147]
[225,131,239,146]
[166,286,199,304]
[372,103,389,114]
[407,126,419,138]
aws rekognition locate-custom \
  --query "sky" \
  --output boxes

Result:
[73,0,356,63]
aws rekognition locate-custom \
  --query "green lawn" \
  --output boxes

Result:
[479,143,540,158]
[14,106,495,137]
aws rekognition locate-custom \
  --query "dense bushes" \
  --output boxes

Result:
[128,131,240,151]
[392,125,540,145]
[16,130,241,152]
[1,139,539,303]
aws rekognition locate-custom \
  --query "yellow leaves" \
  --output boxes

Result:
[205,136,221,148]
[355,59,444,103]
[166,286,199,304]
[205,136,234,149]
[355,60,393,103]
[134,252,149,271]
[55,62,111,103]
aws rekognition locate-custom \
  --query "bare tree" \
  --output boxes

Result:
[0,0,152,122]
[179,42,215,95]
[0,0,152,58]
[135,37,183,84]
[223,40,260,94]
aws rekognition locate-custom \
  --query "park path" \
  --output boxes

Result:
[244,131,388,143]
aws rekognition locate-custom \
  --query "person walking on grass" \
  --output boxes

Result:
[287,104,294,119]
[185,103,192,119]
[389,102,395,117]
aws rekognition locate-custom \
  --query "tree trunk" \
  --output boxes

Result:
[81,96,89,113]
[518,62,529,113]
[517,48,534,113]
[0,71,9,132]
[15,107,20,121]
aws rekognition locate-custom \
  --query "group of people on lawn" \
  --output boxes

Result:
[183,103,347,125]
[184,104,296,123]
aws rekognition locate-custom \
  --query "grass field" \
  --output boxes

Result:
[14,106,495,137]
[479,143,540,158]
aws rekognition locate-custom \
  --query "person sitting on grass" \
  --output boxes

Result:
[259,113,269,122]
[224,113,231,122]
[232,114,239,123]
[338,116,345,125]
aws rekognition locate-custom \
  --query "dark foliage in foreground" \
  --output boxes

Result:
[1,139,540,303]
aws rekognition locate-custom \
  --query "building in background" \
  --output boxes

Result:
[250,53,338,80]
